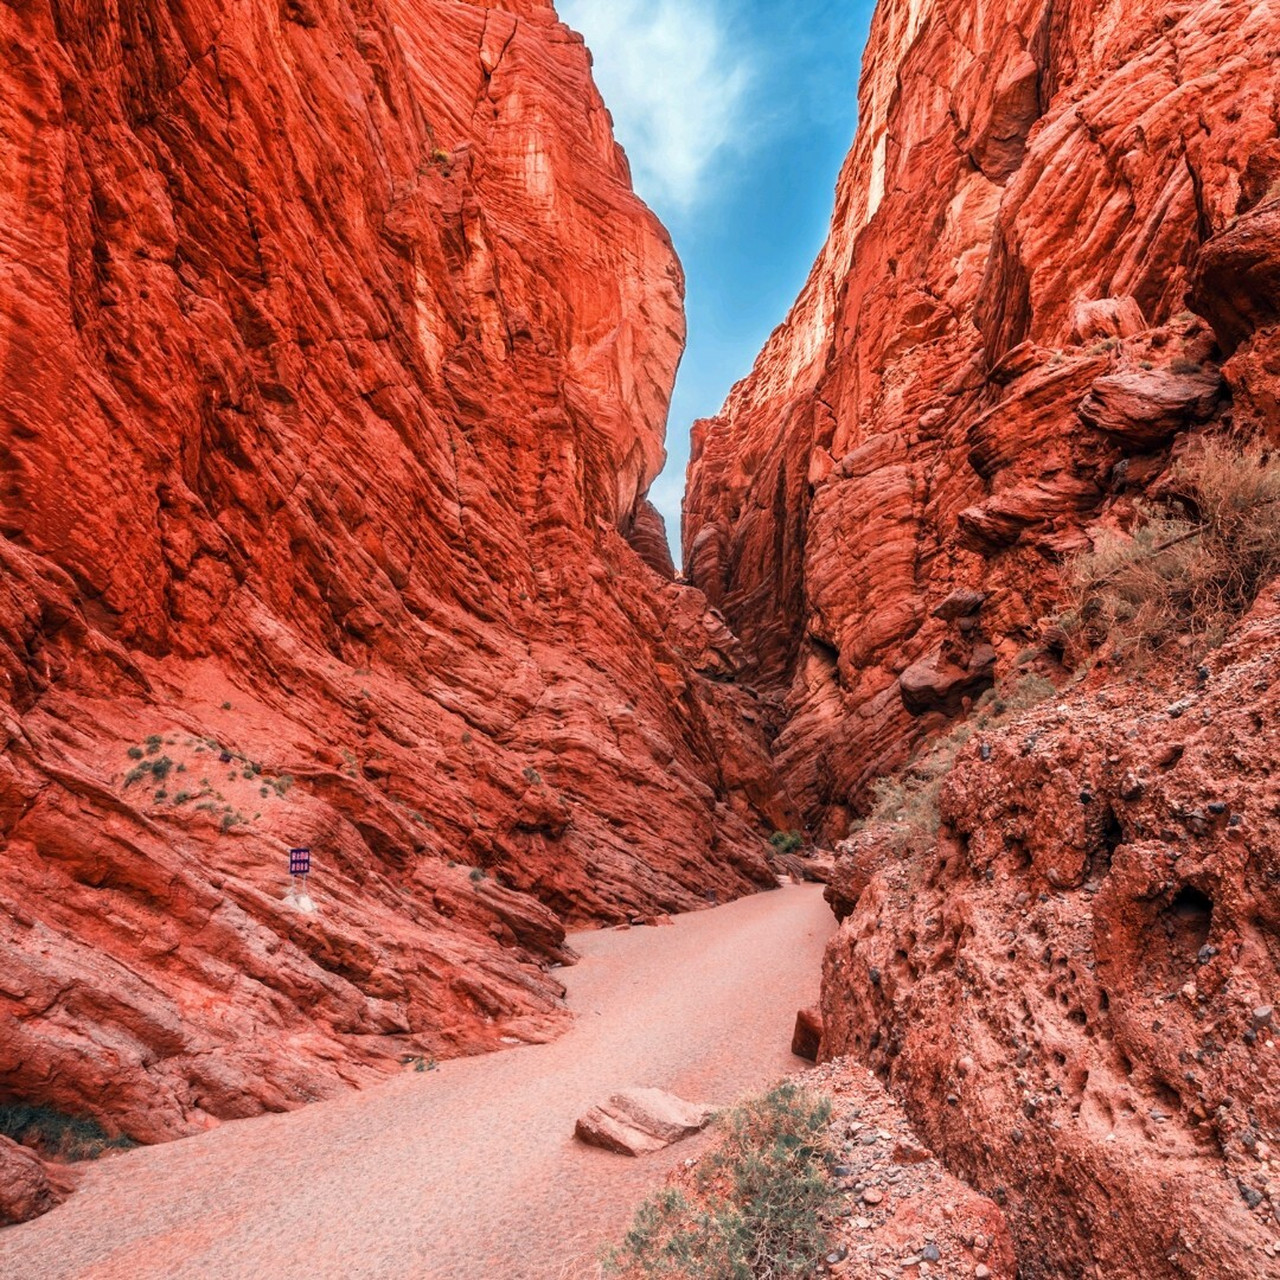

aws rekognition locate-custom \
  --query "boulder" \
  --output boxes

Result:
[1078,368,1223,446]
[574,1088,714,1156]
[0,1136,72,1225]
[791,1006,824,1061]
[932,588,987,622]
[899,645,997,716]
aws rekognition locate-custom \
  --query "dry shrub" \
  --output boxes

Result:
[0,1104,135,1161]
[605,1083,835,1280]
[1069,439,1280,663]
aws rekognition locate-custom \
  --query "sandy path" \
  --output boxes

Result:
[0,883,833,1280]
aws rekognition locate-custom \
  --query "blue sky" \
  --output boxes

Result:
[558,0,875,563]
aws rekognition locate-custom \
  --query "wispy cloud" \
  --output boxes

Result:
[559,0,751,213]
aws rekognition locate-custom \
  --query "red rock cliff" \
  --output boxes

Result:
[686,0,1280,1274]
[0,0,791,1143]
[685,0,1280,838]
[822,596,1280,1277]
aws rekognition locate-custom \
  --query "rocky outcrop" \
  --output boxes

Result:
[821,592,1280,1276]
[684,0,1280,839]
[0,0,791,1147]
[808,1059,1017,1279]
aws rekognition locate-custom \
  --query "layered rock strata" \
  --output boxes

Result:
[685,0,1280,838]
[0,0,789,1145]
[684,0,1280,1273]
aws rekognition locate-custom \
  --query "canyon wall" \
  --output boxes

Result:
[822,593,1280,1277]
[685,0,1280,1274]
[685,0,1280,838]
[0,0,790,1144]
[686,0,1280,1269]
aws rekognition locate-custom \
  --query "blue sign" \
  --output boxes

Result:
[289,847,311,876]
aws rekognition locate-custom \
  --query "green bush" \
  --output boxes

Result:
[1068,439,1280,663]
[768,831,804,855]
[124,756,174,788]
[605,1083,835,1280]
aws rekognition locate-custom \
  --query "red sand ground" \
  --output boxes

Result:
[0,883,833,1279]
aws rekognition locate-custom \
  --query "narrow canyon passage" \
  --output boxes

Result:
[0,884,832,1280]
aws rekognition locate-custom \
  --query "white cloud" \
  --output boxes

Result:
[559,0,751,213]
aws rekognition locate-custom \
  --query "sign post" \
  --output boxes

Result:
[289,846,311,898]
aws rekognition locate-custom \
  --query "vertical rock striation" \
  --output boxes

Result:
[0,0,790,1143]
[685,0,1280,837]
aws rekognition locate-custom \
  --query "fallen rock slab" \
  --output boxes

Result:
[575,1088,714,1156]
[792,1005,824,1061]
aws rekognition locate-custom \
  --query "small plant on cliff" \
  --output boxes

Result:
[862,673,1056,853]
[124,756,175,788]
[768,830,805,855]
[605,1083,836,1279]
[1066,439,1280,663]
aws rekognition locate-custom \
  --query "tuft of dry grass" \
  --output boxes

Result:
[604,1084,836,1280]
[1067,439,1280,664]
[860,674,1057,853]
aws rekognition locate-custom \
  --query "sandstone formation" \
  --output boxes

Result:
[823,593,1280,1277]
[0,0,791,1151]
[685,0,1280,840]
[574,1086,713,1157]
[683,0,1280,1274]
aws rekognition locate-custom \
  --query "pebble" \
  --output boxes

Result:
[975,1268,991,1279]
[862,1187,885,1205]
[922,1242,941,1262]
[862,1131,881,1145]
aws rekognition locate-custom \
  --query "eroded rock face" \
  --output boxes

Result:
[0,0,791,1143]
[684,0,1280,839]
[821,594,1280,1277]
